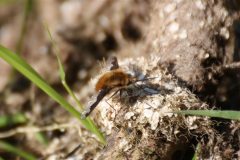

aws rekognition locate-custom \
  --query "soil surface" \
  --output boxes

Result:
[0,0,240,160]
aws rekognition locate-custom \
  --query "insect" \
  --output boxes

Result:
[95,68,136,92]
[81,57,155,119]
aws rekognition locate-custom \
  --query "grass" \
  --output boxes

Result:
[0,113,27,128]
[0,0,19,4]
[45,24,84,112]
[16,0,33,53]
[35,132,49,146]
[174,110,240,120]
[0,45,105,144]
[0,140,37,160]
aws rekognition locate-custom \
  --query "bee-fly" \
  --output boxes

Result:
[81,57,155,118]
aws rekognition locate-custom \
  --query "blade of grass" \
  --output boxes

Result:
[7,0,33,93]
[0,0,18,4]
[16,0,33,53]
[45,25,106,144]
[174,110,240,120]
[0,113,27,128]
[0,157,5,160]
[192,143,201,160]
[45,24,84,111]
[0,45,105,144]
[35,132,48,146]
[0,140,37,160]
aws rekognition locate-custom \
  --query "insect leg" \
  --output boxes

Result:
[106,88,120,101]
[105,98,116,118]
[64,144,82,159]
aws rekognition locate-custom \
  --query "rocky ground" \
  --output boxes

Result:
[0,0,240,159]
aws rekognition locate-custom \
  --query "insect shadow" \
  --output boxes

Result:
[111,81,174,107]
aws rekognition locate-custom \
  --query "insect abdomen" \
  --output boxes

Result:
[95,70,130,91]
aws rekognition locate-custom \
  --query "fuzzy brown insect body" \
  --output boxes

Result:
[81,57,139,119]
[95,69,135,91]
[81,69,136,118]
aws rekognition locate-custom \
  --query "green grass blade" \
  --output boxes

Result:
[0,113,27,128]
[45,25,65,81]
[35,132,48,146]
[0,0,18,4]
[0,140,37,160]
[0,157,5,160]
[56,54,65,81]
[175,110,240,120]
[16,0,33,53]
[192,143,200,160]
[55,52,84,111]
[54,46,84,111]
[0,45,106,144]
[45,24,84,111]
[45,24,100,138]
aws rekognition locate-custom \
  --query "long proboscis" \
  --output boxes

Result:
[81,88,111,119]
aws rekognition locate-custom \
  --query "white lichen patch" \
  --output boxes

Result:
[195,0,206,10]
[150,112,160,130]
[143,108,154,119]
[164,3,176,13]
[97,99,121,135]
[119,138,131,152]
[124,112,135,120]
[220,27,229,39]
[186,116,198,130]
[159,105,174,117]
[178,29,187,39]
[168,22,179,33]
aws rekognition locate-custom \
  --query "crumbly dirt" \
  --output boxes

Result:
[0,0,240,160]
